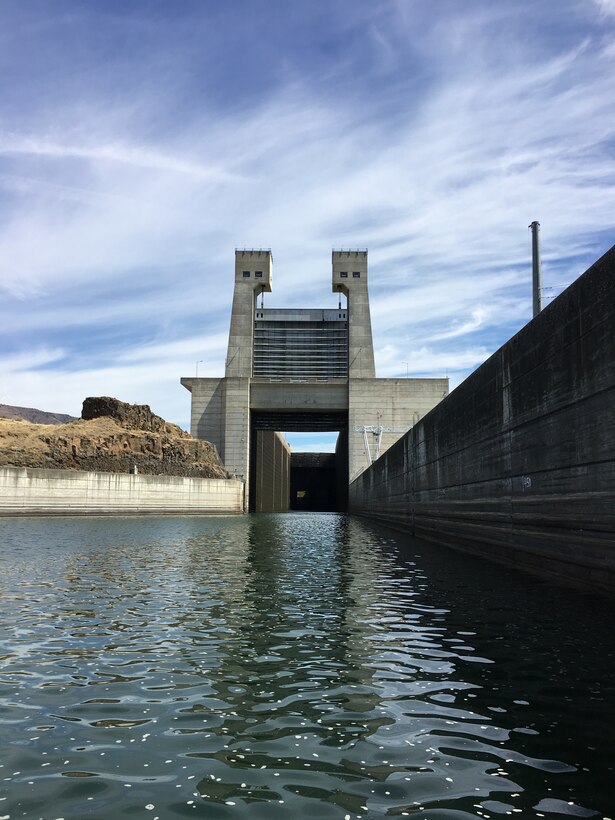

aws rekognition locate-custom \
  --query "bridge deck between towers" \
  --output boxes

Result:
[251,410,347,433]
[250,378,348,413]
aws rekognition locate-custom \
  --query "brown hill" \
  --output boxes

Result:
[0,403,77,425]
[0,396,227,479]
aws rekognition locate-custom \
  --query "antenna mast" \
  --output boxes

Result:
[529,221,543,317]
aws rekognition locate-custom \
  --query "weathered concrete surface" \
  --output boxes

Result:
[0,467,244,515]
[251,431,290,513]
[349,245,615,593]
[250,380,348,412]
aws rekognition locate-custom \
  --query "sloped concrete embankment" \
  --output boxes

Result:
[0,467,244,515]
[349,245,615,593]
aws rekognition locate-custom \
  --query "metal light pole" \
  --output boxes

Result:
[402,361,409,378]
[529,221,543,317]
[195,359,204,377]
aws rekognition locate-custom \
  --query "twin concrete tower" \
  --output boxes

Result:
[182,250,447,511]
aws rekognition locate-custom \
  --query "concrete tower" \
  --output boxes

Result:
[332,250,375,378]
[226,250,273,377]
[220,251,273,481]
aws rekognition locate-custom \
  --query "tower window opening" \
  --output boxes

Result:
[353,272,360,278]
[340,272,348,278]
[243,271,251,278]
[255,271,263,278]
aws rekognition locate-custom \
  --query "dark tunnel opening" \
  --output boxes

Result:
[249,412,348,513]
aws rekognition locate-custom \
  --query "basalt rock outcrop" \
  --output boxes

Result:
[0,397,228,479]
[81,396,174,434]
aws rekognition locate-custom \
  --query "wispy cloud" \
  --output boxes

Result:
[0,0,613,424]
[428,308,489,341]
[0,135,243,181]
[2,347,66,374]
[593,0,615,17]
[376,344,491,380]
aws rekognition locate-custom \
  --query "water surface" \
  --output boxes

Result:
[0,513,613,819]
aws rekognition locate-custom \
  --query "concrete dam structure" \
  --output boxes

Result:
[182,250,448,511]
[349,245,615,593]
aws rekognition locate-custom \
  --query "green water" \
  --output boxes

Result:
[0,513,613,819]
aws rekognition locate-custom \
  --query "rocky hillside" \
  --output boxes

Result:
[0,397,228,479]
[0,403,77,425]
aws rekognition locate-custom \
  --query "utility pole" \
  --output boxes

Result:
[529,221,543,317]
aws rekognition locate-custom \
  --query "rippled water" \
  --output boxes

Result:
[0,513,614,819]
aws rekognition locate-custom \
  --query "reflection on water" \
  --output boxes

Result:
[0,513,613,819]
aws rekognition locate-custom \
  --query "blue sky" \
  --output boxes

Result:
[1,0,614,452]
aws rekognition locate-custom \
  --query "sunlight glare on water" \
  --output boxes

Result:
[0,513,613,819]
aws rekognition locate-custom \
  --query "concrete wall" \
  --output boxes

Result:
[0,467,244,515]
[252,431,291,513]
[223,377,251,480]
[182,376,251,480]
[182,377,225,456]
[349,246,615,593]
[348,377,449,481]
[335,428,349,511]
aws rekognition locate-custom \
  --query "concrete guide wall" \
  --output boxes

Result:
[252,431,290,513]
[349,245,615,594]
[0,467,244,515]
